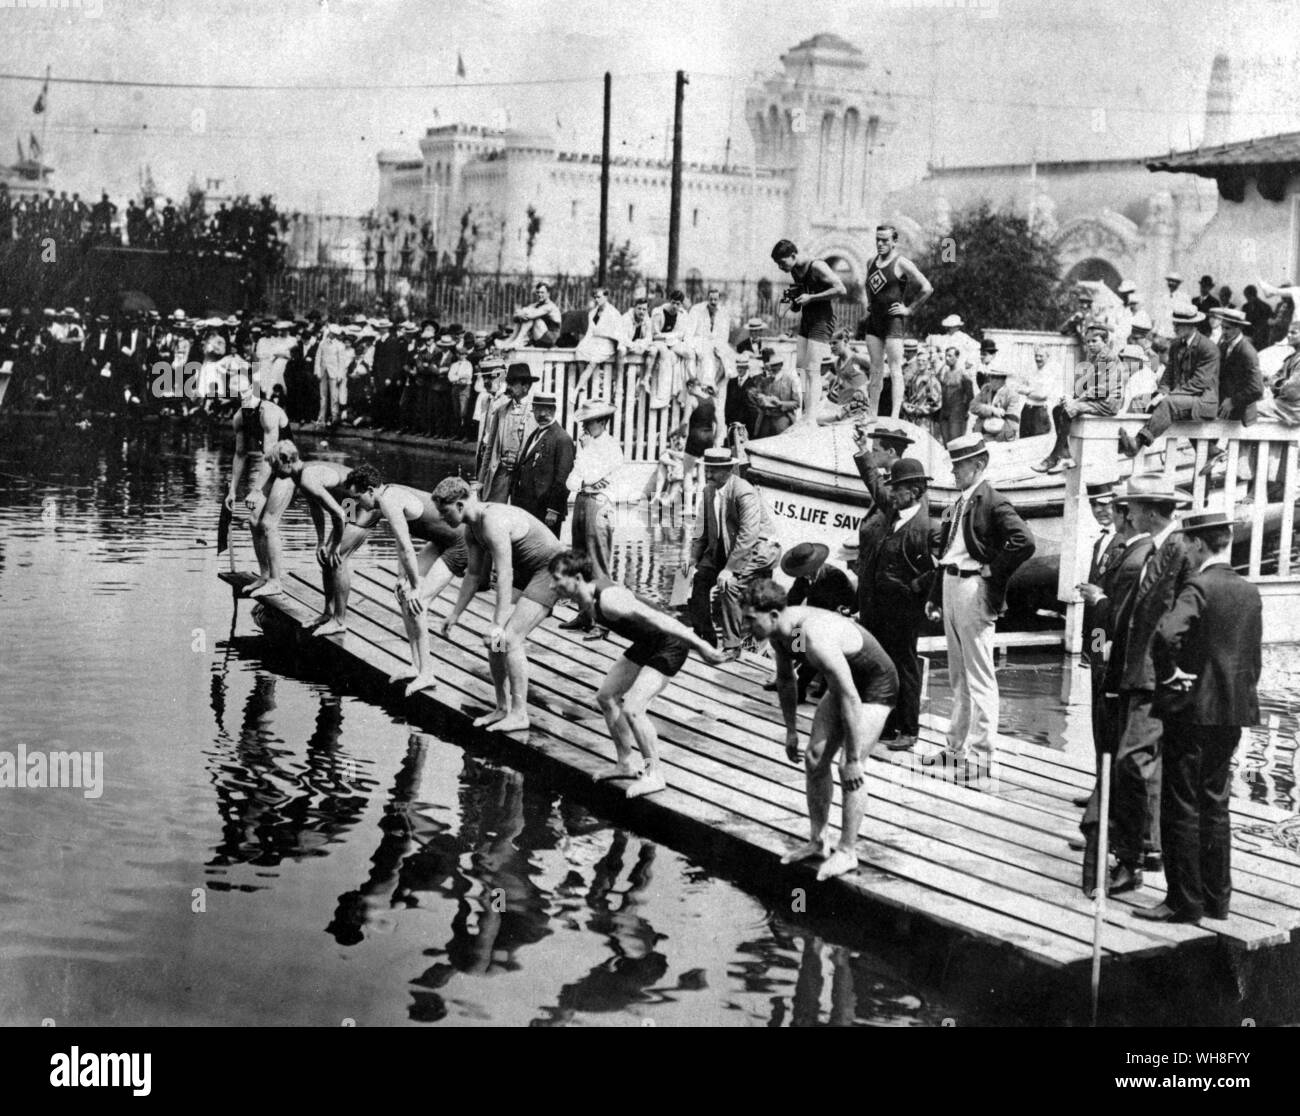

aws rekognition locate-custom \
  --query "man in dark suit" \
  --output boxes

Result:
[854,438,941,753]
[1119,303,1220,458]
[1135,511,1262,923]
[922,433,1035,773]
[1075,482,1155,893]
[1199,306,1265,477]
[687,448,782,655]
[510,393,575,533]
[1103,473,1195,896]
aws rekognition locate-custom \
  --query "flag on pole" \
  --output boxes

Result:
[456,51,466,79]
[29,133,41,161]
[33,67,49,114]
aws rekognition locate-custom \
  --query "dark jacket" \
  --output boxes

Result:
[510,421,575,525]
[1217,335,1263,424]
[927,477,1035,613]
[1152,562,1261,726]
[1098,534,1155,691]
[788,566,856,613]
[1114,527,1197,693]
[854,450,940,616]
[1161,329,1220,410]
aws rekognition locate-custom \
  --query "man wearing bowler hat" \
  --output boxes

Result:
[1101,472,1194,896]
[510,392,575,533]
[1134,510,1261,923]
[923,433,1035,774]
[686,448,782,656]
[477,362,539,503]
[853,450,941,751]
[1119,301,1220,459]
[561,398,624,634]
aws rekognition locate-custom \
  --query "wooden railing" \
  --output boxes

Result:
[1058,414,1300,649]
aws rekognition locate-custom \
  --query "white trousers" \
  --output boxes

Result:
[941,572,999,757]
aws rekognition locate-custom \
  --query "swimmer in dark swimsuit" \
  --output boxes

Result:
[862,225,933,421]
[435,476,563,734]
[268,442,380,636]
[345,464,469,696]
[742,578,899,881]
[549,549,727,798]
[770,237,846,425]
[228,378,294,598]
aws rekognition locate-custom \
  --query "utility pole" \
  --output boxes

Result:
[599,71,611,287]
[667,70,687,293]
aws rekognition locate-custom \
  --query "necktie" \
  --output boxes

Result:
[716,489,729,554]
[1138,545,1161,596]
[946,491,967,557]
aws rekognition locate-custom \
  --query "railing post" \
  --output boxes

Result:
[1059,418,1090,656]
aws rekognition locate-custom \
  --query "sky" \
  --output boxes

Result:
[2,0,1300,216]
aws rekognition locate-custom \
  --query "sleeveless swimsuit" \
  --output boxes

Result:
[791,259,836,343]
[242,400,292,490]
[779,616,898,707]
[471,508,564,606]
[403,488,468,576]
[865,255,907,340]
[592,582,691,677]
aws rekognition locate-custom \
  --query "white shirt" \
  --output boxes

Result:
[892,503,921,534]
[941,483,981,571]
[567,430,624,493]
[1198,555,1230,573]
[1151,520,1178,551]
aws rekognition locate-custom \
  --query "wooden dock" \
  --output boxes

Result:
[219,564,1300,974]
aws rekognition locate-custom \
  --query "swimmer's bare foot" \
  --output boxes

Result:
[403,672,437,698]
[596,758,645,782]
[243,576,269,596]
[313,619,346,636]
[486,712,530,734]
[473,708,508,729]
[390,666,418,685]
[624,771,666,799]
[248,579,283,599]
[306,612,331,630]
[816,847,859,881]
[780,837,831,865]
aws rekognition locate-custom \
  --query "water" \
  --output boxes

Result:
[0,417,1295,1026]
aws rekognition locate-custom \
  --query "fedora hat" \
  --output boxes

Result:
[1210,306,1248,327]
[1123,471,1192,505]
[1170,301,1205,325]
[505,362,540,385]
[1086,479,1117,504]
[701,447,737,467]
[780,541,830,579]
[531,392,558,409]
[884,457,931,486]
[940,314,964,329]
[946,433,988,463]
[871,425,915,447]
[576,399,615,422]
[1177,509,1233,534]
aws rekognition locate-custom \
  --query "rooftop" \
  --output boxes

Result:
[1146,130,1300,174]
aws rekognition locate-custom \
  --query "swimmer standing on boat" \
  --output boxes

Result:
[434,477,564,733]
[549,548,727,798]
[343,465,470,697]
[742,579,898,881]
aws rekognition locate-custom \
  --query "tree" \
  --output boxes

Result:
[524,205,542,274]
[597,238,641,291]
[914,202,1068,338]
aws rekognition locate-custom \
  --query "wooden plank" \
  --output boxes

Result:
[323,573,1297,951]
[262,573,1098,968]
[1250,444,1268,577]
[1280,442,1298,578]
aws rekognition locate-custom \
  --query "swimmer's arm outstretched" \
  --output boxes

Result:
[600,587,725,663]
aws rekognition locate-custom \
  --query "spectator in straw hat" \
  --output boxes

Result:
[1118,302,1220,459]
[561,398,623,634]
[686,447,782,656]
[734,316,769,357]
[923,433,1035,775]
[1134,510,1261,924]
[926,313,978,367]
[1100,472,1194,897]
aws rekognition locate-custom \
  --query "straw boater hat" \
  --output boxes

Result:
[1165,271,1184,284]
[903,338,919,355]
[1170,301,1205,325]
[702,447,737,468]
[576,399,616,423]
[946,432,988,463]
[1210,306,1248,327]
[436,333,456,347]
[1086,479,1118,504]
[1084,323,1110,339]
[884,458,931,487]
[1177,509,1233,534]
[1119,343,1146,362]
[781,541,830,579]
[941,314,964,329]
[1122,471,1192,505]
[1117,279,1137,295]
[172,308,186,321]
[477,358,505,378]
[531,393,558,409]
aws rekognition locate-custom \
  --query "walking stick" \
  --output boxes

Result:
[1091,750,1112,1026]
